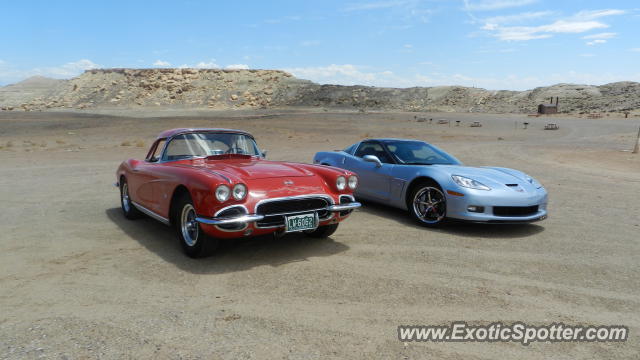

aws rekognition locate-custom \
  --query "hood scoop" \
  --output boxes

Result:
[505,183,525,192]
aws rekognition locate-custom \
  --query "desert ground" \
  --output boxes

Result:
[0,109,639,359]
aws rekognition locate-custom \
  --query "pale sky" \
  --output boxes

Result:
[1,0,638,90]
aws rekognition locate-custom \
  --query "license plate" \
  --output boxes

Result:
[285,213,317,232]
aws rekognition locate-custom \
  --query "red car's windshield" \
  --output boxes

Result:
[162,132,261,161]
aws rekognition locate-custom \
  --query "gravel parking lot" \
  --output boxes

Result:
[1,109,638,359]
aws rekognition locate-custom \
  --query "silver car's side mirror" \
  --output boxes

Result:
[363,155,382,167]
[261,149,268,158]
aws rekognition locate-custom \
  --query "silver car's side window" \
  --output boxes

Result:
[354,142,393,163]
[343,143,358,155]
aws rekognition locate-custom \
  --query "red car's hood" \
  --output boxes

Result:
[186,157,315,180]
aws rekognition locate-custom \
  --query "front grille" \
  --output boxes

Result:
[339,195,355,216]
[257,215,287,228]
[216,206,246,231]
[493,205,538,217]
[257,198,328,215]
[255,197,330,228]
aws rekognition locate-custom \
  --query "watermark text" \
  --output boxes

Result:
[398,322,628,346]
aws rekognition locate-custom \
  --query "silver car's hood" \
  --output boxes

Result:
[431,165,539,191]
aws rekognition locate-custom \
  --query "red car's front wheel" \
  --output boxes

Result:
[120,178,142,220]
[174,192,218,258]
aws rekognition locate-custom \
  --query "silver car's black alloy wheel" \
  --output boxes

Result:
[412,186,446,225]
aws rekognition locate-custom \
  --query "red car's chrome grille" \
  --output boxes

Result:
[256,198,329,215]
[215,206,247,231]
[339,195,355,216]
[255,197,330,228]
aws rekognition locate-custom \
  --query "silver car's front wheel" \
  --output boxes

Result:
[410,184,446,227]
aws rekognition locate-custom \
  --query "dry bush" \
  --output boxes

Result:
[40,142,47,147]
[135,140,145,147]
[6,141,13,147]
[56,139,66,144]
[121,141,131,146]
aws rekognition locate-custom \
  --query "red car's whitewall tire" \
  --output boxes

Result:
[120,178,142,220]
[174,192,219,258]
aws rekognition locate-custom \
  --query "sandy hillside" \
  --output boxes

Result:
[2,69,640,114]
[0,109,639,359]
[0,76,66,109]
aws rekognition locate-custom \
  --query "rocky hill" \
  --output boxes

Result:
[1,68,639,114]
[0,76,66,109]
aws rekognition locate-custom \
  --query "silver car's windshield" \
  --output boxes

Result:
[384,140,460,165]
[162,132,260,161]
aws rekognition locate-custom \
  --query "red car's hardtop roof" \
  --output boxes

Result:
[157,128,254,139]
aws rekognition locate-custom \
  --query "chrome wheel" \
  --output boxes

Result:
[412,187,446,224]
[121,182,131,212]
[180,204,199,247]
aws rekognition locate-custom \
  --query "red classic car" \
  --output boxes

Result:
[116,128,361,257]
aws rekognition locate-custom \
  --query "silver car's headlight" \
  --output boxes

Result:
[347,175,358,189]
[451,175,491,191]
[232,184,247,200]
[336,176,347,191]
[215,184,231,202]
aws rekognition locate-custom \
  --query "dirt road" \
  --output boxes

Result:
[1,110,638,359]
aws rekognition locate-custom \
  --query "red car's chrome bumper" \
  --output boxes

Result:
[195,202,361,226]
[326,202,363,212]
[195,214,265,225]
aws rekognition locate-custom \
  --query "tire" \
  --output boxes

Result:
[305,223,339,238]
[174,192,219,258]
[408,180,447,227]
[120,177,142,220]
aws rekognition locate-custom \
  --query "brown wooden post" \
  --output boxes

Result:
[632,126,640,154]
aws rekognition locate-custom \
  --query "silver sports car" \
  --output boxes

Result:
[313,139,547,226]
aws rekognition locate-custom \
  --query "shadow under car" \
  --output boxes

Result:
[105,207,350,274]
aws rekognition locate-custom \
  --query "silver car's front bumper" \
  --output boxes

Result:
[445,187,548,223]
[195,202,361,225]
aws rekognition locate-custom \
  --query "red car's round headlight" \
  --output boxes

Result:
[348,175,358,190]
[336,176,347,191]
[232,184,247,200]
[215,185,230,202]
